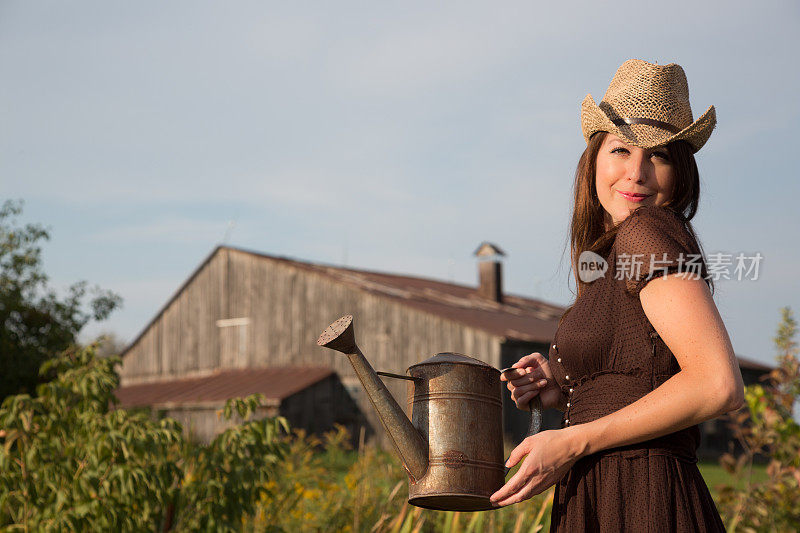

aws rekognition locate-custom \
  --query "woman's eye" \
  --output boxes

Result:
[651,151,670,161]
[611,147,629,154]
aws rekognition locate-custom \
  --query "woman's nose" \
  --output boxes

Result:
[627,170,646,183]
[627,154,649,183]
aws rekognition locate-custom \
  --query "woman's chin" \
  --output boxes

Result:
[601,199,657,228]
[611,207,638,226]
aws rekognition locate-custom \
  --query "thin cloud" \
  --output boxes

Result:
[90,217,229,244]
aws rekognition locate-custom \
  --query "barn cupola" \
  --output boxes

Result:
[473,242,505,304]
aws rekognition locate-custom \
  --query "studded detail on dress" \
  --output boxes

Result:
[547,205,723,532]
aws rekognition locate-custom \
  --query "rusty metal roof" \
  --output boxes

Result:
[735,355,773,372]
[122,246,566,357]
[115,366,334,408]
[226,246,565,344]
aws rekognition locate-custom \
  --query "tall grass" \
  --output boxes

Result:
[247,426,553,532]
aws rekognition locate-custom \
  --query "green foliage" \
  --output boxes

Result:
[0,343,551,531]
[175,394,290,532]
[717,306,800,531]
[696,462,767,499]
[252,426,406,531]
[0,344,289,531]
[0,344,181,530]
[0,199,122,400]
[248,426,553,533]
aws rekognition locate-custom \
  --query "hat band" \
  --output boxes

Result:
[612,117,681,134]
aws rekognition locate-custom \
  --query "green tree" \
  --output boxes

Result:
[0,344,289,531]
[718,306,800,531]
[0,199,121,400]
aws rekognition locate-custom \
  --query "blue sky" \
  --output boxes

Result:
[1,1,798,365]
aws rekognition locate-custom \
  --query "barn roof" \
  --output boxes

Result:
[253,247,565,343]
[122,246,774,373]
[123,245,566,355]
[735,355,773,372]
[115,366,334,409]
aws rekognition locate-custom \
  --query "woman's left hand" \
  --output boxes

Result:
[489,427,584,507]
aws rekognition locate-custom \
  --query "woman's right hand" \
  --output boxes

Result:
[501,353,565,411]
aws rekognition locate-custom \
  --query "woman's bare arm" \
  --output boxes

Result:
[577,274,744,454]
[490,274,744,506]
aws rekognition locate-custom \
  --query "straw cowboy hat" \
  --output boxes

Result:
[581,59,716,153]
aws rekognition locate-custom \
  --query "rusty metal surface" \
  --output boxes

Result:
[376,371,419,382]
[317,315,430,482]
[409,352,494,369]
[406,355,505,511]
[115,366,333,408]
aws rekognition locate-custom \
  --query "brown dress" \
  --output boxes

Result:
[548,205,725,532]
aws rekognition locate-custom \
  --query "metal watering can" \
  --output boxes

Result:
[317,315,541,511]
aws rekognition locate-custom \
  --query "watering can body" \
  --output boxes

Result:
[405,353,505,510]
[317,315,541,512]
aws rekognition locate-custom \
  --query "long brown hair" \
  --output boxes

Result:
[560,131,714,324]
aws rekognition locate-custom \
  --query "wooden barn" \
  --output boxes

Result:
[118,243,566,444]
[117,243,769,454]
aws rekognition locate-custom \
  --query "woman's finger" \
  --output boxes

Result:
[504,366,540,385]
[511,386,532,402]
[490,467,527,504]
[510,383,537,399]
[491,449,536,504]
[510,381,545,397]
[509,372,544,387]
[512,353,545,370]
[500,368,526,382]
[506,445,525,469]
[492,480,537,507]
[515,390,538,408]
[509,378,548,395]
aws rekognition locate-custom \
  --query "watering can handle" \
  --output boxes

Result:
[501,379,543,476]
[523,395,543,438]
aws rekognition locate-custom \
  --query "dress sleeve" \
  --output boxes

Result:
[614,206,706,297]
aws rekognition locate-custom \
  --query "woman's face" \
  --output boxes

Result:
[595,133,676,229]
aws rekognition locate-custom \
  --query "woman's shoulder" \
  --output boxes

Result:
[617,205,688,233]
[611,205,706,297]
[613,205,697,256]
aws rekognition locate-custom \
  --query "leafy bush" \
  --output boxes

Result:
[717,307,800,531]
[0,344,288,531]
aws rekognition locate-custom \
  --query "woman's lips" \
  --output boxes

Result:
[617,190,651,202]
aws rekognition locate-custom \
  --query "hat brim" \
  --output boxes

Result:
[581,94,716,153]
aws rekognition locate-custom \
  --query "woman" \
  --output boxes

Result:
[489,59,744,532]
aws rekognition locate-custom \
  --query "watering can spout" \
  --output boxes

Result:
[317,315,429,481]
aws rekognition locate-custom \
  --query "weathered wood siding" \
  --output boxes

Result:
[121,247,503,444]
[158,375,366,444]
[162,404,280,444]
[121,250,226,382]
[279,374,370,446]
[233,248,503,445]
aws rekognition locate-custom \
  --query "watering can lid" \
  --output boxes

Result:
[408,352,495,371]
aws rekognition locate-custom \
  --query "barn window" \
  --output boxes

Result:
[216,317,251,368]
